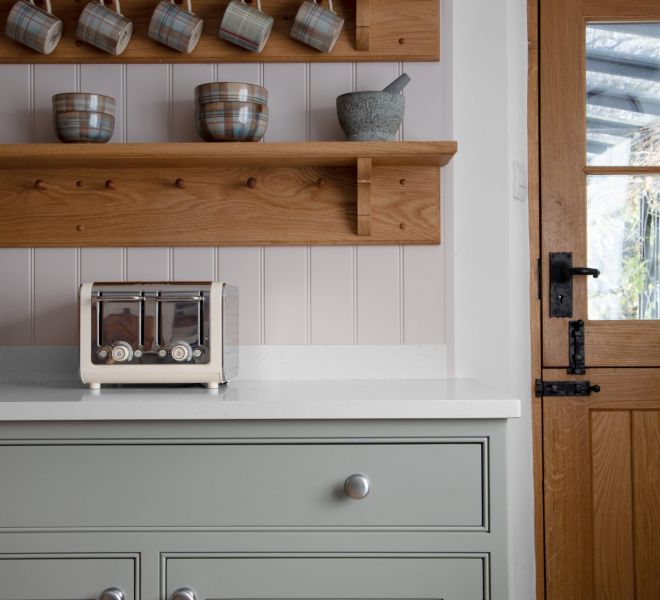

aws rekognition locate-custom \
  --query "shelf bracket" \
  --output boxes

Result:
[357,156,372,236]
[356,0,371,51]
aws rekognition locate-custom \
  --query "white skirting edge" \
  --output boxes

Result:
[238,345,447,380]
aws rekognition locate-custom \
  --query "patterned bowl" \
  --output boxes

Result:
[53,110,115,143]
[52,93,116,117]
[195,101,268,142]
[195,82,268,106]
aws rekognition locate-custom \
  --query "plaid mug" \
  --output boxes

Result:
[148,0,204,54]
[5,0,63,54]
[290,0,343,53]
[219,0,273,53]
[76,0,133,56]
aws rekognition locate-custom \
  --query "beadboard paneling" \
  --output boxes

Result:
[0,46,446,346]
[79,65,125,143]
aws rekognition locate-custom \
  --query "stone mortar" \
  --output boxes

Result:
[336,91,405,141]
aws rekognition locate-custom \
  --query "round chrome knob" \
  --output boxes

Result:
[170,341,193,362]
[172,588,196,600]
[110,341,133,363]
[344,473,370,499]
[99,588,124,600]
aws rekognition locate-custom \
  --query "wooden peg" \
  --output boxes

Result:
[316,177,326,188]
[357,157,372,236]
[34,179,46,190]
[105,179,115,190]
[356,0,370,51]
[247,177,257,189]
[175,178,186,189]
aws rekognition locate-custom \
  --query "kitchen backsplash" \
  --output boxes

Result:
[0,59,446,346]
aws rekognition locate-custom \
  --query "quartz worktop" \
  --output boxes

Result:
[0,378,520,421]
[0,347,520,421]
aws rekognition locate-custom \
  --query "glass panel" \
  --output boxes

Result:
[586,23,660,166]
[588,175,660,319]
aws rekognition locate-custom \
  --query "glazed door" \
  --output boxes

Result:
[539,0,660,598]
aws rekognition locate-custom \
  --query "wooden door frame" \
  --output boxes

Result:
[527,0,544,598]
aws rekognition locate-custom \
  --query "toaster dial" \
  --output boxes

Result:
[110,341,134,363]
[170,341,193,362]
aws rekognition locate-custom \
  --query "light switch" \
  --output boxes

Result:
[513,160,528,202]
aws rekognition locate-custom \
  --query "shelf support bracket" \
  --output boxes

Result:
[357,156,372,236]
[356,0,371,51]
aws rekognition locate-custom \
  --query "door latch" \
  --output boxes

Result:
[549,252,600,317]
[535,379,601,397]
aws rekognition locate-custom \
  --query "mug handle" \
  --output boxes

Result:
[242,0,262,12]
[98,0,123,15]
[30,0,53,14]
[170,0,192,12]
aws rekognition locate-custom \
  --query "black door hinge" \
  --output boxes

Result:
[535,379,600,397]
[568,319,586,374]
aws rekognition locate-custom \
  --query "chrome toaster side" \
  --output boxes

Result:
[79,281,238,389]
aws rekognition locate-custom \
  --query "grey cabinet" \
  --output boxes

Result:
[0,557,136,600]
[165,555,486,600]
[0,420,509,600]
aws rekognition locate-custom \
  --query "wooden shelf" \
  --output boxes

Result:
[0,141,456,247]
[0,0,439,63]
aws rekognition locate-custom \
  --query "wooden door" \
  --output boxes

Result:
[539,0,660,598]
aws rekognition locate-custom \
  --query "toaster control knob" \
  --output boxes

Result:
[110,341,133,363]
[171,341,193,362]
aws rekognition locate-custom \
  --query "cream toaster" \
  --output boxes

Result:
[79,281,238,389]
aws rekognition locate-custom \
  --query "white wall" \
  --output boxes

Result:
[0,61,446,349]
[447,0,535,598]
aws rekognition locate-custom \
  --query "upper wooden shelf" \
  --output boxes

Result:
[0,141,457,168]
[0,141,456,247]
[0,0,439,63]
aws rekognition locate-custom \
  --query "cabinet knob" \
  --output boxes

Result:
[172,588,197,600]
[344,473,370,499]
[99,588,124,600]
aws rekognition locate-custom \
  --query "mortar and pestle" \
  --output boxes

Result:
[336,73,410,141]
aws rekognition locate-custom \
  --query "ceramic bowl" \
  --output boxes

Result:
[195,101,268,142]
[195,82,268,106]
[336,91,405,141]
[53,110,115,143]
[52,93,116,117]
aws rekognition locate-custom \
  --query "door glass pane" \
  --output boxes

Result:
[586,23,660,167]
[588,175,660,319]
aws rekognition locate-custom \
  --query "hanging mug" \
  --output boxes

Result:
[76,0,133,56]
[290,0,343,53]
[148,0,204,54]
[5,0,63,55]
[219,0,273,53]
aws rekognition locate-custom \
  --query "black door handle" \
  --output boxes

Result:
[569,267,600,278]
[549,252,601,317]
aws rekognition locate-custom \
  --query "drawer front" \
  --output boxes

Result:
[0,556,136,600]
[165,555,487,600]
[0,441,485,529]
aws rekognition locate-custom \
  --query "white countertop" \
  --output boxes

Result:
[0,378,520,421]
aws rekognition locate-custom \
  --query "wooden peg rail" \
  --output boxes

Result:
[0,141,456,247]
[0,0,439,63]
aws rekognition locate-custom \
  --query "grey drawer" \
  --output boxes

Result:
[0,442,485,529]
[0,556,135,600]
[165,555,487,600]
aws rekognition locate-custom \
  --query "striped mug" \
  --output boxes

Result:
[148,0,204,54]
[290,0,343,53]
[219,0,273,53]
[76,0,133,56]
[5,0,63,55]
